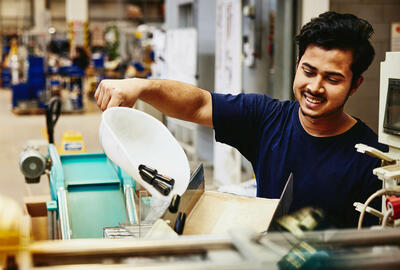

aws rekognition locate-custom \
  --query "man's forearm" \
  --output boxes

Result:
[137,79,213,127]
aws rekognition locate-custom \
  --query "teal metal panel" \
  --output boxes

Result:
[47,151,136,239]
[110,160,136,188]
[61,153,120,185]
[67,183,127,238]
[48,144,65,200]
[61,153,126,238]
[46,200,58,211]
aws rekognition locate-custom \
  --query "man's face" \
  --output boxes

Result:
[293,44,356,120]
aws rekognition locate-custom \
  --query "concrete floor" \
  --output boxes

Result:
[0,88,214,209]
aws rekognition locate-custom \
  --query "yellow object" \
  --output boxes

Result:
[3,40,18,68]
[0,195,23,251]
[58,130,86,154]
[0,195,30,270]
[134,31,142,39]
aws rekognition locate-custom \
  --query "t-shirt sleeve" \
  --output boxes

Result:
[211,92,277,161]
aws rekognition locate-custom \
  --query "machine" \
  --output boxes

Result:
[19,97,138,239]
[12,53,400,269]
[355,52,400,228]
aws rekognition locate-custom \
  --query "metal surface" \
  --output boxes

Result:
[267,173,293,232]
[125,185,138,224]
[57,188,71,240]
[61,153,128,238]
[46,144,136,239]
[162,163,205,232]
[67,182,126,238]
[354,52,400,228]
[19,147,46,182]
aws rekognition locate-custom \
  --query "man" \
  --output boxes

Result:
[95,11,387,228]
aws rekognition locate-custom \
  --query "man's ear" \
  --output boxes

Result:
[350,76,364,96]
[296,57,300,68]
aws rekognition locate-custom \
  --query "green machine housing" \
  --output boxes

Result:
[46,144,138,239]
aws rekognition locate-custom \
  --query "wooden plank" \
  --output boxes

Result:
[24,195,51,217]
[30,235,232,255]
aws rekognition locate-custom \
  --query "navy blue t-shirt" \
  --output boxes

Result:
[211,92,388,228]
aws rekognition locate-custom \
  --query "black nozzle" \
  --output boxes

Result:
[138,164,173,196]
[153,178,171,196]
[138,164,157,175]
[139,170,154,185]
[155,173,175,186]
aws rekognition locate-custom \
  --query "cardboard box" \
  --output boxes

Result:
[182,191,279,235]
[161,189,279,236]
[161,173,293,236]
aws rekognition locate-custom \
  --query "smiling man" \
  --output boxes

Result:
[95,11,387,228]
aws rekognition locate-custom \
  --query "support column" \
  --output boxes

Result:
[66,0,89,57]
[33,0,46,32]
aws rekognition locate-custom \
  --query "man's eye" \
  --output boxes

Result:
[303,69,314,76]
[327,77,340,83]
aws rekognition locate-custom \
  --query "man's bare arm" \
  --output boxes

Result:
[94,78,213,127]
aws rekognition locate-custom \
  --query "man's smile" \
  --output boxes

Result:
[303,91,326,106]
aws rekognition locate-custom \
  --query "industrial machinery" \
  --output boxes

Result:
[13,53,400,269]
[3,220,400,269]
[19,97,138,239]
[355,52,400,228]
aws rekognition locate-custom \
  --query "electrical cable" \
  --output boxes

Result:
[358,187,400,230]
[381,208,393,228]
[358,189,387,230]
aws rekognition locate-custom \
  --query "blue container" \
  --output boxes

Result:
[2,45,10,55]
[28,84,45,98]
[2,67,11,88]
[93,57,104,69]
[29,76,45,84]
[27,57,46,103]
[27,57,45,81]
[11,83,29,107]
[28,56,44,68]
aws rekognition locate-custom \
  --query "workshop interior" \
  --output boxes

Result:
[1,0,400,269]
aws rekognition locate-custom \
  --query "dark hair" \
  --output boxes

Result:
[296,11,375,86]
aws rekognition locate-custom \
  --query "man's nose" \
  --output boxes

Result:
[307,76,324,94]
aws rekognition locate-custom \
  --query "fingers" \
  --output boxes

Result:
[95,79,133,111]
[94,81,101,100]
[96,89,104,109]
[95,80,118,111]
[107,95,122,109]
[100,92,111,111]
[95,81,105,109]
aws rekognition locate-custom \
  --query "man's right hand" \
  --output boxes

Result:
[95,78,144,111]
[94,78,213,127]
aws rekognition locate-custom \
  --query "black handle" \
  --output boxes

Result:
[45,97,62,144]
[174,212,186,235]
[169,194,180,213]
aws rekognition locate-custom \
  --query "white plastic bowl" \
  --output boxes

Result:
[99,107,190,199]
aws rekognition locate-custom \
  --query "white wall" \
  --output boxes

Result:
[330,0,400,133]
[301,0,329,26]
[0,0,32,29]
